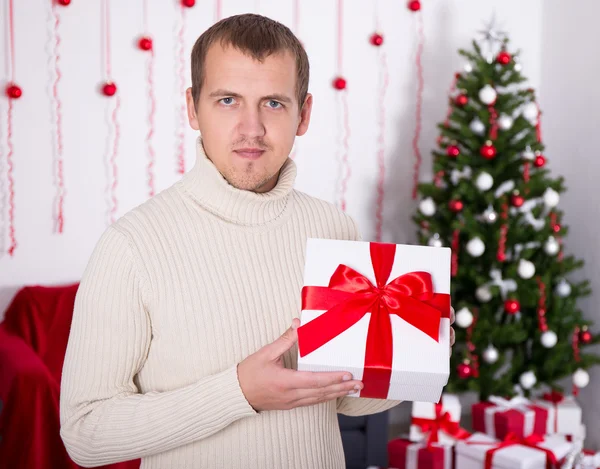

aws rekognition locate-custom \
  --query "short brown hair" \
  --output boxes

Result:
[190,14,309,109]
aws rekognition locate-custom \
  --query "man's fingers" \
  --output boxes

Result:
[450,306,455,325]
[450,326,455,347]
[266,319,300,359]
[290,380,362,402]
[283,369,354,389]
[292,388,360,408]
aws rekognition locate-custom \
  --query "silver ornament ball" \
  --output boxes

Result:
[555,279,572,298]
[522,102,539,121]
[428,234,443,248]
[470,119,486,135]
[517,259,536,279]
[483,345,499,364]
[498,114,513,130]
[467,237,486,257]
[476,285,493,303]
[573,368,590,388]
[479,85,497,105]
[544,237,560,256]
[455,307,474,328]
[541,330,558,348]
[476,172,494,191]
[519,370,537,390]
[419,197,436,216]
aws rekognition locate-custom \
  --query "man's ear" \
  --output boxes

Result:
[186,88,200,131]
[296,93,313,137]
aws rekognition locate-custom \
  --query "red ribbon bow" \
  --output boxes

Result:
[298,242,450,399]
[412,402,471,447]
[468,433,558,469]
[543,391,565,433]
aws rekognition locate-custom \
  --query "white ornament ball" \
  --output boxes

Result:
[470,119,486,135]
[419,197,436,216]
[428,234,443,248]
[543,188,560,208]
[455,307,474,328]
[467,237,486,257]
[522,102,539,121]
[522,148,535,161]
[498,114,514,130]
[514,62,522,72]
[573,368,590,388]
[476,172,494,191]
[544,237,560,256]
[517,259,536,279]
[555,279,572,298]
[519,370,537,390]
[464,63,473,73]
[541,330,558,348]
[476,285,493,303]
[483,345,499,364]
[479,85,497,105]
[483,206,498,224]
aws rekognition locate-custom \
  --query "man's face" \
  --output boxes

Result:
[186,43,312,193]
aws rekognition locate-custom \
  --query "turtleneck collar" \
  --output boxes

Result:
[179,137,297,226]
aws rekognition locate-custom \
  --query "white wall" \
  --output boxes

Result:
[2,0,597,449]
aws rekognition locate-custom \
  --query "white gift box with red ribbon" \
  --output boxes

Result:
[297,239,451,403]
[531,393,584,439]
[409,393,468,445]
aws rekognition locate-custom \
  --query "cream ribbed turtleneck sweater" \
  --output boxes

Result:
[60,138,400,469]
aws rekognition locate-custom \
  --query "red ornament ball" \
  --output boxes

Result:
[448,199,464,213]
[57,0,71,5]
[497,51,512,65]
[181,0,195,7]
[370,33,384,46]
[102,82,117,97]
[407,0,421,11]
[511,194,525,208]
[505,299,520,315]
[553,223,562,234]
[580,327,593,344]
[455,94,469,107]
[447,145,460,158]
[534,155,546,168]
[480,142,497,159]
[333,77,347,91]
[5,84,22,99]
[457,362,473,379]
[138,36,153,51]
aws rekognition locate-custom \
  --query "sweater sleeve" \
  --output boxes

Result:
[335,215,403,416]
[60,226,257,467]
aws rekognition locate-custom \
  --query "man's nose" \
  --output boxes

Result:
[238,106,266,139]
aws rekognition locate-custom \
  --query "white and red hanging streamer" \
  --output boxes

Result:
[3,0,21,256]
[333,0,350,212]
[371,0,389,242]
[139,0,156,198]
[100,0,121,225]
[174,0,194,176]
[408,0,425,199]
[47,0,68,234]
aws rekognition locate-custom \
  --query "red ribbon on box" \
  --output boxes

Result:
[468,433,558,469]
[298,242,451,399]
[412,402,471,446]
[542,391,564,433]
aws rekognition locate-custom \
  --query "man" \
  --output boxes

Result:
[60,13,454,469]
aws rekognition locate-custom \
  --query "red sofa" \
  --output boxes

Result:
[0,284,140,469]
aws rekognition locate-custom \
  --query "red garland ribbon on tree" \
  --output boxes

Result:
[536,276,548,332]
[488,105,498,141]
[298,242,451,399]
[572,326,581,396]
[466,307,479,377]
[497,201,509,262]
[451,229,460,277]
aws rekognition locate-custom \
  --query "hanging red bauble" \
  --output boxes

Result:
[407,0,421,11]
[505,299,520,315]
[511,194,525,208]
[457,361,473,379]
[534,155,546,168]
[497,51,511,65]
[553,223,561,233]
[480,141,497,159]
[181,0,195,7]
[370,33,384,46]
[448,199,464,213]
[447,145,460,158]
[333,77,347,90]
[138,36,153,51]
[580,326,593,344]
[57,0,71,5]
[455,94,468,107]
[102,81,117,97]
[5,84,22,99]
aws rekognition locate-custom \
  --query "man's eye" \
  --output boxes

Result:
[220,97,235,105]
[267,100,282,109]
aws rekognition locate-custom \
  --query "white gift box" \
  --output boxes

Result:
[409,394,463,445]
[297,239,451,402]
[531,396,583,438]
[456,432,573,469]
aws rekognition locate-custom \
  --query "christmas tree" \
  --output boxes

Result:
[413,21,600,400]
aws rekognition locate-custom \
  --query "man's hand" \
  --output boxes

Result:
[238,318,363,412]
